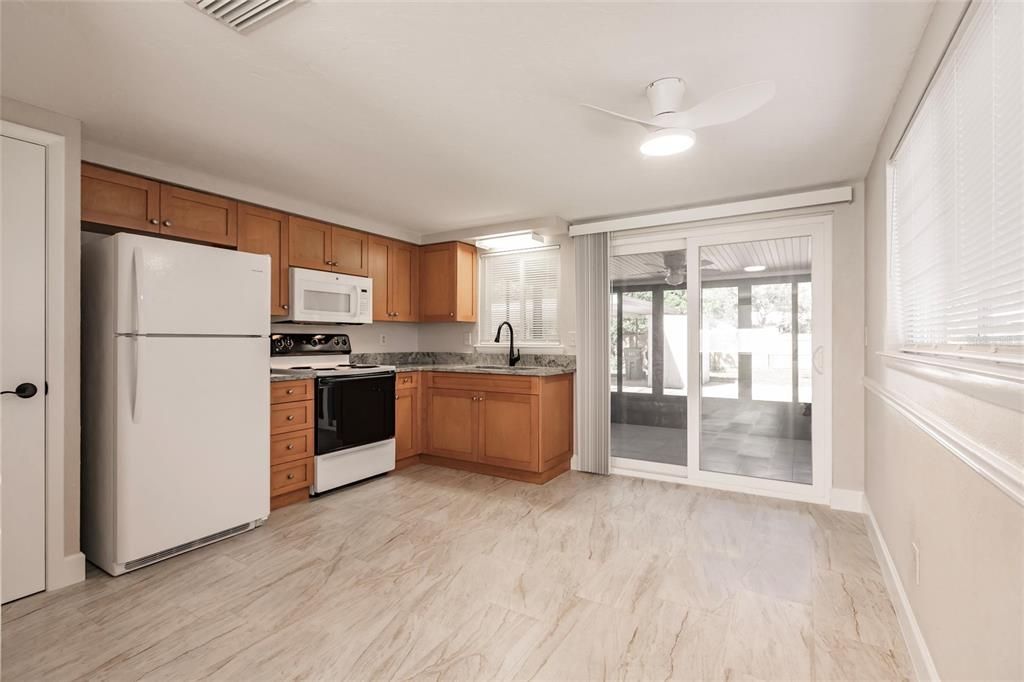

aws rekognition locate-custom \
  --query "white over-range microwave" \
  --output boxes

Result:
[283,267,373,324]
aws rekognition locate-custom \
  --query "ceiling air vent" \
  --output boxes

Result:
[189,0,298,33]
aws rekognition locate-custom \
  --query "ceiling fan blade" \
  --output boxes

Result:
[660,80,775,130]
[580,103,659,131]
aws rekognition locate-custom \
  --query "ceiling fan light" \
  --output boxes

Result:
[744,265,767,272]
[640,128,695,157]
[664,269,686,286]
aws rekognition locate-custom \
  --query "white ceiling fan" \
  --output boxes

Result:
[620,252,719,286]
[583,77,775,156]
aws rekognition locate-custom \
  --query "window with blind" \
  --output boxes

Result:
[479,246,561,345]
[888,0,1022,360]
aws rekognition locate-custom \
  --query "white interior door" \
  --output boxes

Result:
[686,219,832,503]
[1,134,48,602]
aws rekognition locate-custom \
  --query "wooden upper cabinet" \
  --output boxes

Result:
[368,237,391,321]
[81,163,161,233]
[370,236,420,322]
[419,242,477,322]
[237,204,289,315]
[288,216,333,271]
[390,241,419,321]
[159,185,238,247]
[331,226,369,277]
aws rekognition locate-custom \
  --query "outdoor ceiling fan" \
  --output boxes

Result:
[631,252,718,286]
[582,77,775,156]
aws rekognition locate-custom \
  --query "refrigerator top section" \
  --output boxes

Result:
[108,233,270,337]
[270,333,350,356]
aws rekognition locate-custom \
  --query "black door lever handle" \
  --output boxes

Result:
[1,383,38,399]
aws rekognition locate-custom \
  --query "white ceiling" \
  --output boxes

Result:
[1,1,932,235]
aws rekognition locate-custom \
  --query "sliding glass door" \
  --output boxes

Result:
[608,217,831,502]
[687,221,831,500]
[609,243,689,474]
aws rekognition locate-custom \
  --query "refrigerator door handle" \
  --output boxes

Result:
[133,246,145,334]
[132,336,143,423]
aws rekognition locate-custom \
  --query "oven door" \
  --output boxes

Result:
[316,373,396,455]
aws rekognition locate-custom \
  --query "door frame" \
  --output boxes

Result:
[686,216,833,504]
[1,119,84,592]
[608,212,833,505]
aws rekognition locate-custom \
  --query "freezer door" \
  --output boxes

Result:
[113,233,270,336]
[114,336,269,564]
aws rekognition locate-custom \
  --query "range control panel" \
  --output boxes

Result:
[271,333,351,356]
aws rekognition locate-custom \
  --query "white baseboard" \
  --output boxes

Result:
[864,500,939,681]
[830,488,865,513]
[47,551,86,591]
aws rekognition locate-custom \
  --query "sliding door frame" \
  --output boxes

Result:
[608,213,833,505]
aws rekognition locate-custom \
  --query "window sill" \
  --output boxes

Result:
[878,350,1024,385]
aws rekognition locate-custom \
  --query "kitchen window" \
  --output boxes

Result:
[479,246,561,346]
[887,0,1022,364]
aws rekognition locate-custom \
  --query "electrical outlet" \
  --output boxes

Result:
[463,332,473,346]
[567,331,576,347]
[912,542,920,585]
[379,334,387,346]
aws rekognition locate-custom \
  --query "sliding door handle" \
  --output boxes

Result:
[813,345,824,375]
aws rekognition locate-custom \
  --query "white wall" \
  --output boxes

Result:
[1,97,85,589]
[862,2,1024,679]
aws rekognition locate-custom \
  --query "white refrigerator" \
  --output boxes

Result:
[82,233,271,575]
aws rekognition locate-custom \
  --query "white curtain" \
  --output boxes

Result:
[573,232,610,474]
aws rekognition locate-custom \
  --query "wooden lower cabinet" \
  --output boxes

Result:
[395,383,421,461]
[269,379,314,510]
[402,371,573,483]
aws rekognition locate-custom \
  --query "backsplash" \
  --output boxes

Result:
[351,351,576,369]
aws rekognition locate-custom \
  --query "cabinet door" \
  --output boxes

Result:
[425,388,478,461]
[331,226,369,276]
[159,185,238,246]
[237,204,289,315]
[390,241,420,321]
[81,163,160,233]
[288,216,333,271]
[478,392,539,471]
[395,386,420,460]
[454,242,478,322]
[368,236,391,321]
[419,243,455,321]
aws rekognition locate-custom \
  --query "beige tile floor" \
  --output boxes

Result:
[2,465,911,681]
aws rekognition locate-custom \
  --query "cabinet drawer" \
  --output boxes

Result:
[396,371,419,388]
[426,371,538,395]
[271,458,313,496]
[271,401,313,434]
[271,429,314,465]
[271,379,314,404]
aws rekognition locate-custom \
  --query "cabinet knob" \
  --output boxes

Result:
[286,388,294,394]
[286,415,295,421]
[162,220,172,227]
[283,304,289,310]
[149,219,159,225]
[449,312,455,317]
[286,443,294,450]
[286,473,295,480]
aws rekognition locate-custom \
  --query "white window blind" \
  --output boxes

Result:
[889,0,1023,357]
[480,246,560,345]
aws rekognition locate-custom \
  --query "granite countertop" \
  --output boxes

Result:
[395,364,574,376]
[271,365,573,381]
